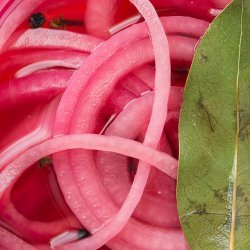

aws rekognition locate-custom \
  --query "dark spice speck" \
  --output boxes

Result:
[77,229,91,240]
[29,13,45,28]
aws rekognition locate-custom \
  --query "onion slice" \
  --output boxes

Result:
[0,134,177,195]
[12,28,102,52]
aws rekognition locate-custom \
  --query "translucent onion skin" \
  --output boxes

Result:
[0,134,178,193]
[0,0,230,249]
[0,226,38,250]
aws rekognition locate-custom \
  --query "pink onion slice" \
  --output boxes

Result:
[0,69,72,110]
[0,48,86,81]
[0,0,14,18]
[12,28,102,52]
[0,189,76,244]
[151,0,216,21]
[110,15,209,38]
[210,0,231,8]
[132,64,155,89]
[14,58,84,78]
[0,134,177,195]
[0,96,60,170]
[109,14,142,35]
[84,0,118,39]
[0,226,37,250]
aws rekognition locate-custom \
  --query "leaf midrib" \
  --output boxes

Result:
[229,1,244,249]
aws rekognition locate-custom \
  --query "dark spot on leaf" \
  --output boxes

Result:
[194,203,207,215]
[236,186,244,199]
[197,95,215,132]
[235,216,242,231]
[199,50,209,64]
[213,189,225,202]
[239,109,250,141]
[187,198,197,207]
[193,173,226,202]
[236,185,248,202]
[223,186,229,193]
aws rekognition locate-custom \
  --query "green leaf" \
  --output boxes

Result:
[177,0,250,249]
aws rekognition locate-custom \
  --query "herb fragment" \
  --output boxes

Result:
[38,156,52,169]
[49,15,84,29]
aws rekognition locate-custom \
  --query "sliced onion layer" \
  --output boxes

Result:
[0,0,226,248]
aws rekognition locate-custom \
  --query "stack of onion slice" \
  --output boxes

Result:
[0,0,231,249]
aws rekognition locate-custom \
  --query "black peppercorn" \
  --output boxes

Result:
[29,13,45,28]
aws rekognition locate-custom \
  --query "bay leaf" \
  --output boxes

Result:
[177,0,250,249]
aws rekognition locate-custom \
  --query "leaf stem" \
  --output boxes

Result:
[229,1,244,249]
